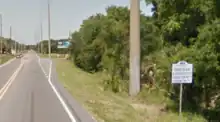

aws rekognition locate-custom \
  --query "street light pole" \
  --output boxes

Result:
[47,0,51,58]
[129,0,140,96]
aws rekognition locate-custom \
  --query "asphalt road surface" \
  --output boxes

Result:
[0,52,74,122]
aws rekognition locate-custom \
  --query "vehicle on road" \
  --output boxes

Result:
[15,53,23,58]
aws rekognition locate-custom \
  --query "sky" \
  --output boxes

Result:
[0,0,153,45]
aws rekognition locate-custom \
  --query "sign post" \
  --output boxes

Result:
[171,61,193,122]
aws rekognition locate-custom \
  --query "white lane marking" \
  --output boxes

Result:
[0,61,24,100]
[39,62,48,77]
[0,60,22,94]
[36,54,48,77]
[37,54,76,122]
[36,54,39,59]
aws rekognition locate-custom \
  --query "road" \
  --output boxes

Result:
[0,52,75,122]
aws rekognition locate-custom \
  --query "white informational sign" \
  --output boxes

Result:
[171,61,193,122]
[171,61,193,84]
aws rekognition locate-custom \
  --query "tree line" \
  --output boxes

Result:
[36,39,69,54]
[0,37,25,54]
[38,0,220,120]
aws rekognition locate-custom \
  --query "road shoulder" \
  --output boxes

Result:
[50,60,96,122]
[54,59,207,122]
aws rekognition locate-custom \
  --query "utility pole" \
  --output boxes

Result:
[129,0,140,96]
[23,43,25,51]
[9,26,12,53]
[19,43,21,52]
[38,41,40,52]
[15,42,16,53]
[37,30,40,52]
[38,38,40,53]
[0,14,2,54]
[17,41,19,52]
[40,21,43,53]
[34,29,39,52]
[47,0,51,58]
[69,30,71,40]
[10,26,16,53]
[21,43,23,52]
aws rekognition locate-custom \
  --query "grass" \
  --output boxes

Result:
[38,53,67,59]
[38,53,58,58]
[55,59,207,122]
[0,54,14,64]
[38,53,48,58]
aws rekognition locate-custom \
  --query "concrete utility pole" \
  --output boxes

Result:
[17,41,19,52]
[38,35,40,53]
[40,21,43,53]
[0,14,2,54]
[9,26,12,52]
[19,43,21,52]
[10,26,16,53]
[23,43,25,51]
[21,43,23,51]
[47,0,51,58]
[14,29,16,53]
[68,30,71,40]
[37,30,40,52]
[34,29,39,52]
[129,0,140,96]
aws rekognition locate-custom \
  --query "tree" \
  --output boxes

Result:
[0,36,23,54]
[70,6,162,91]
[145,0,220,120]
[69,1,220,120]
